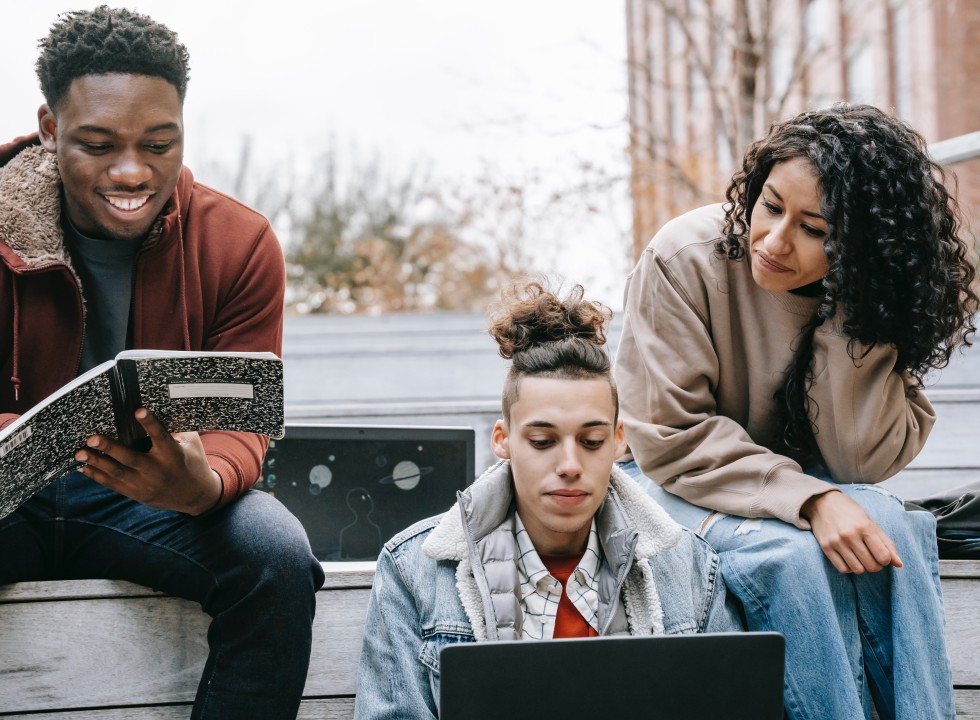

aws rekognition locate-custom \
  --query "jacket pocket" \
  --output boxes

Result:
[418,623,475,674]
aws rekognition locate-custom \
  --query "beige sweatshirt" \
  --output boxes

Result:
[614,204,935,529]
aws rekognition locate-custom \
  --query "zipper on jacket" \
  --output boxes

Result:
[8,260,86,386]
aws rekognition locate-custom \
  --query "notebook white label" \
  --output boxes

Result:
[168,382,255,399]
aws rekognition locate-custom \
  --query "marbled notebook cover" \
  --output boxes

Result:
[0,351,284,519]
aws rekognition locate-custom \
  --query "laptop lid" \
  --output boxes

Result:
[256,423,475,561]
[439,632,785,720]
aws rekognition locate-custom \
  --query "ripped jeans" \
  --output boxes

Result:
[619,461,955,720]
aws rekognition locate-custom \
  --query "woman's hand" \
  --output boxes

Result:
[801,490,903,574]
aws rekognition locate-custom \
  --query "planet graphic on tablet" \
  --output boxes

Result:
[378,460,433,491]
[308,464,333,495]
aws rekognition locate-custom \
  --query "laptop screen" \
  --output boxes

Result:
[255,424,476,561]
[439,632,785,720]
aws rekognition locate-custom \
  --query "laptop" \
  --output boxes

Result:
[439,632,785,720]
[255,423,475,561]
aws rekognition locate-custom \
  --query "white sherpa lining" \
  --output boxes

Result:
[422,461,684,563]
[421,459,510,561]
[0,145,68,267]
[606,463,684,559]
[421,460,684,638]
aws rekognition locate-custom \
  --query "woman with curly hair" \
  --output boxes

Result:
[354,280,737,719]
[615,103,977,719]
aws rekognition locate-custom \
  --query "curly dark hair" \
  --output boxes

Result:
[36,5,191,110]
[488,279,617,421]
[718,102,978,464]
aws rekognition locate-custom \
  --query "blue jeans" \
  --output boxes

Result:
[620,461,955,720]
[0,472,325,719]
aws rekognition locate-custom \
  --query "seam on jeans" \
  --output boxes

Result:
[197,615,223,717]
[855,609,885,716]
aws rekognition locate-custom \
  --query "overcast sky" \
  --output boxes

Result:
[2,1,632,305]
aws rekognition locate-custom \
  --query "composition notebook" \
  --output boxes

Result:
[439,632,785,720]
[0,349,284,518]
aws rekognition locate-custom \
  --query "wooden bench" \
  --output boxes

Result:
[0,560,977,718]
[0,562,373,718]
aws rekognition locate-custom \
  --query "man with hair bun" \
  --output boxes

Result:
[0,7,324,717]
[353,280,738,720]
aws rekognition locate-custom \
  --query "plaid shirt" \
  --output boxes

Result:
[514,513,602,640]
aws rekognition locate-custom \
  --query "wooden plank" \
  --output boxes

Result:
[874,689,980,720]
[0,708,192,719]
[956,689,980,719]
[944,577,980,685]
[319,562,376,589]
[0,698,355,719]
[0,586,369,713]
[0,595,208,711]
[881,468,980,500]
[304,589,372,695]
[940,559,980,578]
[0,563,975,714]
[1,689,973,720]
[909,401,980,469]
[0,563,376,603]
[0,579,164,602]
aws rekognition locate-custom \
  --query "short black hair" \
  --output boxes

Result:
[36,5,190,110]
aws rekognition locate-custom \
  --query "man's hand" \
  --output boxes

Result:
[75,408,223,515]
[801,490,903,574]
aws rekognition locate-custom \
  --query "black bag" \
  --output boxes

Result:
[906,481,980,559]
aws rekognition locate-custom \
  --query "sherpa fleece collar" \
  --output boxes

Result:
[421,460,684,562]
[0,145,69,268]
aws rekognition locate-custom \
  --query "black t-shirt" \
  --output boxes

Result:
[62,215,142,374]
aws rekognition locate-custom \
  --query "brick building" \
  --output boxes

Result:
[625,0,980,258]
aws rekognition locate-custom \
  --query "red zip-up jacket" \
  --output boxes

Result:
[0,134,285,509]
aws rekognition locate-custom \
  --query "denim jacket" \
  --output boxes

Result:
[353,460,738,720]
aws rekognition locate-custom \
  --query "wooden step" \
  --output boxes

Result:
[1,561,977,718]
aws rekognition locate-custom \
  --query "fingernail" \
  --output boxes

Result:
[86,438,100,449]
[76,452,87,463]
[136,409,148,420]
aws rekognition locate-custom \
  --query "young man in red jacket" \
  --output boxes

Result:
[0,8,324,718]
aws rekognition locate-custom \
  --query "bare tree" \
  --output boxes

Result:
[283,146,508,314]
[196,135,295,231]
[626,0,821,258]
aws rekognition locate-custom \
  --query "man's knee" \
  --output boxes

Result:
[213,491,324,597]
